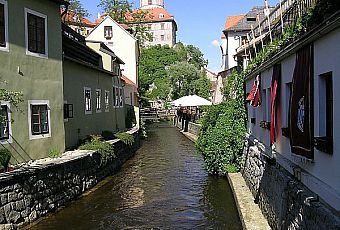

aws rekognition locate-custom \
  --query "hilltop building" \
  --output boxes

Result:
[127,0,177,47]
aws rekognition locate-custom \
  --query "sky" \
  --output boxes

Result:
[82,0,279,73]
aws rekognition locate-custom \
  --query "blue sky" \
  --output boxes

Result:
[82,0,278,73]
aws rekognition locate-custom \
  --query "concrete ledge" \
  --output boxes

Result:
[227,173,271,230]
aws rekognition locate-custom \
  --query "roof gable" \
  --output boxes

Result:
[87,16,137,41]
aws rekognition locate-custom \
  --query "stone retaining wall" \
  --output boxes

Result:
[241,137,340,230]
[174,118,201,137]
[0,129,140,228]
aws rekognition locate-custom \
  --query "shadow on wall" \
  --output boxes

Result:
[241,139,340,230]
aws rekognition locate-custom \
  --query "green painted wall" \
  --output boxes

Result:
[63,60,126,149]
[0,0,65,162]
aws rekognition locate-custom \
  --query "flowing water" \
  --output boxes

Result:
[29,123,242,230]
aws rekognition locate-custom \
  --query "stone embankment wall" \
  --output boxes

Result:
[0,129,140,229]
[241,137,340,230]
[174,119,201,137]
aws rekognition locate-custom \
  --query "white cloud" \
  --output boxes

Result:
[211,39,220,47]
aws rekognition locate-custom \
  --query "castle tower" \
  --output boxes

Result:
[140,0,164,9]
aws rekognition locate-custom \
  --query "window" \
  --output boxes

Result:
[161,23,165,30]
[105,90,110,112]
[119,88,123,107]
[84,88,92,114]
[96,89,101,112]
[25,9,47,56]
[159,13,164,19]
[262,89,267,121]
[0,104,9,140]
[0,0,8,50]
[104,26,113,39]
[315,72,333,154]
[28,101,51,140]
[148,0,152,5]
[160,34,165,41]
[64,104,74,119]
[31,105,49,135]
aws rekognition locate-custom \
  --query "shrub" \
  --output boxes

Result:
[79,135,115,166]
[48,148,61,158]
[114,132,135,146]
[196,71,246,175]
[0,149,11,171]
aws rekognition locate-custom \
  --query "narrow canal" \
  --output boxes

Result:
[29,123,242,229]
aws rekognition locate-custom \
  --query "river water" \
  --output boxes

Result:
[29,123,242,230]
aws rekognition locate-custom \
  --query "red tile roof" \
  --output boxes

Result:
[126,7,174,23]
[121,75,137,88]
[221,15,244,38]
[62,10,96,27]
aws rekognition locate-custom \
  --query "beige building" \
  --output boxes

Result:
[129,0,177,47]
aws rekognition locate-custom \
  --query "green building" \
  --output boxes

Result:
[62,25,126,150]
[0,0,68,162]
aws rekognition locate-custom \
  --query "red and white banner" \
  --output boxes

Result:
[246,75,261,107]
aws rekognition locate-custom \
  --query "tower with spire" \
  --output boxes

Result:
[140,0,164,9]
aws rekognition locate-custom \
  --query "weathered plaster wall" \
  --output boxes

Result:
[63,60,126,149]
[0,0,65,161]
[0,130,140,228]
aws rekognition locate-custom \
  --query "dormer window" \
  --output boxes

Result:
[159,13,164,19]
[104,26,113,39]
[148,0,152,5]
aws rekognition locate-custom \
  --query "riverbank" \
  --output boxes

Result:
[0,128,140,229]
[175,123,271,230]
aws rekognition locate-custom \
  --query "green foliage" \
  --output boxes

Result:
[139,42,209,102]
[79,135,115,166]
[114,132,134,146]
[0,148,11,170]
[98,0,131,23]
[67,0,90,17]
[0,81,24,108]
[125,106,136,128]
[197,71,246,175]
[48,148,61,158]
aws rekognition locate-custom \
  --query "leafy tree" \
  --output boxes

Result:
[67,0,90,18]
[98,0,132,23]
[194,71,212,100]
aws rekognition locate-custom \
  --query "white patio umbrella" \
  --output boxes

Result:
[171,95,212,107]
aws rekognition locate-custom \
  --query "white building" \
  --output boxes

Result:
[238,2,340,228]
[86,16,139,87]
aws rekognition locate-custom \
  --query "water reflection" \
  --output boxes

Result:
[28,124,241,230]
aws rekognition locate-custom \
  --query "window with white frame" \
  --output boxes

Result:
[0,0,8,50]
[25,8,48,57]
[96,89,101,112]
[105,90,110,112]
[104,26,113,39]
[0,104,10,141]
[84,87,92,114]
[28,100,51,140]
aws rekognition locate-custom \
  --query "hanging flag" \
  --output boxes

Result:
[270,64,281,145]
[289,45,313,159]
[246,75,261,107]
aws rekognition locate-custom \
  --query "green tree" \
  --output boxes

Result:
[194,71,212,100]
[98,0,132,23]
[68,0,90,18]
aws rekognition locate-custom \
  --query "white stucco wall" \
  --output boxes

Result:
[226,31,247,70]
[145,21,176,47]
[245,27,340,210]
[86,17,139,86]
